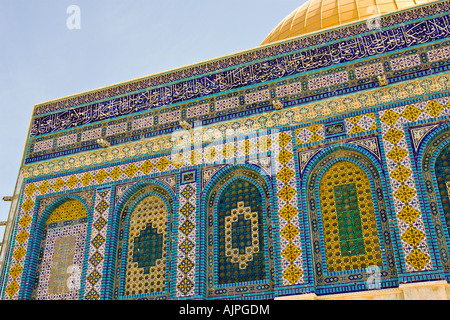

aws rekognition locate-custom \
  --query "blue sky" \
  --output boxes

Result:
[0,0,302,241]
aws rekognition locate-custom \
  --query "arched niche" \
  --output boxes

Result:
[418,126,450,276]
[112,182,174,300]
[302,145,398,294]
[28,197,89,300]
[202,165,275,299]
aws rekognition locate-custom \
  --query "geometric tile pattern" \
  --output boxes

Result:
[46,200,87,224]
[111,183,173,300]
[46,236,76,296]
[319,161,383,272]
[204,166,274,299]
[84,189,111,300]
[176,182,197,298]
[390,54,421,71]
[35,224,87,301]
[345,112,377,135]
[419,126,450,276]
[133,225,164,271]
[333,183,365,257]
[5,96,450,299]
[434,144,450,234]
[33,200,88,300]
[274,130,303,285]
[379,99,450,272]
[4,197,34,299]
[22,142,284,195]
[124,195,168,296]
[304,146,398,289]
[216,180,266,284]
[5,0,450,299]
[295,124,325,144]
[22,73,450,181]
[8,136,280,299]
[308,71,348,91]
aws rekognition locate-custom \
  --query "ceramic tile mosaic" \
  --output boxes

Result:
[4,0,450,300]
[112,183,173,300]
[25,23,450,164]
[23,69,450,174]
[176,181,197,297]
[33,200,88,300]
[84,189,111,300]
[273,130,304,286]
[319,162,383,271]
[203,166,275,298]
[379,99,450,272]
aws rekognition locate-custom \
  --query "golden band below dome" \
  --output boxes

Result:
[261,0,438,46]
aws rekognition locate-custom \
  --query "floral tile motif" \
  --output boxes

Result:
[176,182,197,297]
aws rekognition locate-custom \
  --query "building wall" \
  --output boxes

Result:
[2,1,450,300]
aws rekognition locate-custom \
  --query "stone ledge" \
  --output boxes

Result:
[275,281,450,300]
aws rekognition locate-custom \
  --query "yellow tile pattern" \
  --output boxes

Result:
[379,100,450,271]
[46,200,87,224]
[319,161,383,272]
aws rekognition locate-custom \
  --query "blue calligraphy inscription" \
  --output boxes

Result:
[30,15,450,138]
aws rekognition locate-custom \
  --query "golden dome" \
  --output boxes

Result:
[261,0,437,45]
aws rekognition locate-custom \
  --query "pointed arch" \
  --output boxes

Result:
[417,124,450,277]
[23,195,90,300]
[200,164,276,299]
[301,143,398,294]
[109,180,174,300]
